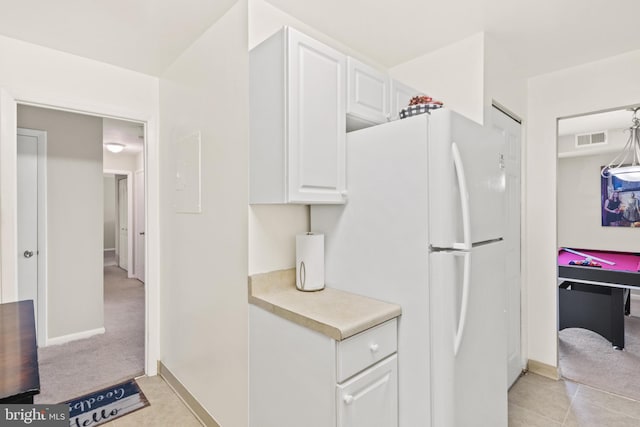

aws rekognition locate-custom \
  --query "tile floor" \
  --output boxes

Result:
[509,372,640,426]
[103,376,203,426]
[103,372,640,426]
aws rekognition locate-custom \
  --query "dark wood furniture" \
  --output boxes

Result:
[0,300,40,403]
[558,249,640,350]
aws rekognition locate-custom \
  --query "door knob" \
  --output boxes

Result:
[23,250,34,258]
[139,232,145,236]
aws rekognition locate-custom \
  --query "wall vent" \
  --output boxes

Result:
[575,131,607,147]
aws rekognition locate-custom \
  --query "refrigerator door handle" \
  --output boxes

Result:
[451,142,472,250]
[454,251,471,356]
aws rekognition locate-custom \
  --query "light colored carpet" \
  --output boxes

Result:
[559,296,640,401]
[35,266,145,404]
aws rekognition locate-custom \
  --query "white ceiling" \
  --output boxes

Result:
[558,108,640,136]
[0,0,237,75]
[265,0,640,77]
[103,118,144,154]
[0,0,638,79]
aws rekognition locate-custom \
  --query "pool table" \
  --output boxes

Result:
[558,248,640,349]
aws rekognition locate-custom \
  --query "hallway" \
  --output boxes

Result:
[35,266,144,403]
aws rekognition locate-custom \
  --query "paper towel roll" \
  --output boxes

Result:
[296,233,325,291]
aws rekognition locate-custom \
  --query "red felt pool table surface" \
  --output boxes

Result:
[558,248,640,273]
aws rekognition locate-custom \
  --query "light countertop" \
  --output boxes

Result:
[248,269,402,341]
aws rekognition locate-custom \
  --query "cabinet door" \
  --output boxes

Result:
[337,354,398,427]
[287,28,346,204]
[389,79,421,121]
[347,57,390,129]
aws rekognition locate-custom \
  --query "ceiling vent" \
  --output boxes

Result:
[575,131,607,147]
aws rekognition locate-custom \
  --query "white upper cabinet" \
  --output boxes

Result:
[250,27,347,204]
[390,79,422,121]
[346,57,390,131]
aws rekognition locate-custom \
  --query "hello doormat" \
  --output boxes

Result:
[64,379,149,427]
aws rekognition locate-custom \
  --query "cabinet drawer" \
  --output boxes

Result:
[336,319,397,382]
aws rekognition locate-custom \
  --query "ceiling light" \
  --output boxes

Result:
[105,143,125,153]
[601,107,640,181]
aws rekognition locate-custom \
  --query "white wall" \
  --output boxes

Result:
[558,128,627,156]
[159,1,248,425]
[104,175,116,249]
[0,34,158,116]
[390,33,485,124]
[484,34,527,121]
[526,48,640,367]
[248,205,308,274]
[18,105,104,339]
[558,152,640,253]
[103,150,137,172]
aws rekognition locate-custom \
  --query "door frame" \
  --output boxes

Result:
[106,169,134,278]
[17,127,47,345]
[1,88,160,376]
[134,169,145,282]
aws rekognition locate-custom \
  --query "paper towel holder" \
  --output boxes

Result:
[299,261,306,290]
[296,232,325,292]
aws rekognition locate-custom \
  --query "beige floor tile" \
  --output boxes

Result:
[101,375,202,427]
[508,402,562,426]
[508,373,576,423]
[572,385,640,421]
[511,372,579,397]
[564,398,640,427]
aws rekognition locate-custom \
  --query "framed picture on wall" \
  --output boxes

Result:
[601,166,640,227]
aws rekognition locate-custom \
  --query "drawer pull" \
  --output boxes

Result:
[370,343,379,353]
[343,394,354,405]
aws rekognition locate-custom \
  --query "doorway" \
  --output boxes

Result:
[15,105,147,403]
[556,106,640,401]
[17,128,47,345]
[0,88,158,379]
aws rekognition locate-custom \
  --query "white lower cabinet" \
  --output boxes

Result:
[337,355,398,427]
[249,304,398,427]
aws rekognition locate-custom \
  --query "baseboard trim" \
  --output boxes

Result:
[45,327,105,347]
[158,361,220,427]
[527,359,559,380]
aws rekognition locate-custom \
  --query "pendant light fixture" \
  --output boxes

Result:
[601,107,640,181]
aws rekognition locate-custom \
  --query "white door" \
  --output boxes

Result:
[118,177,128,270]
[17,133,38,304]
[135,170,145,282]
[492,106,523,387]
[17,128,46,345]
[336,355,398,427]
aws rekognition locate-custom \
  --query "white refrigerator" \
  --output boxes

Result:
[311,109,507,427]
